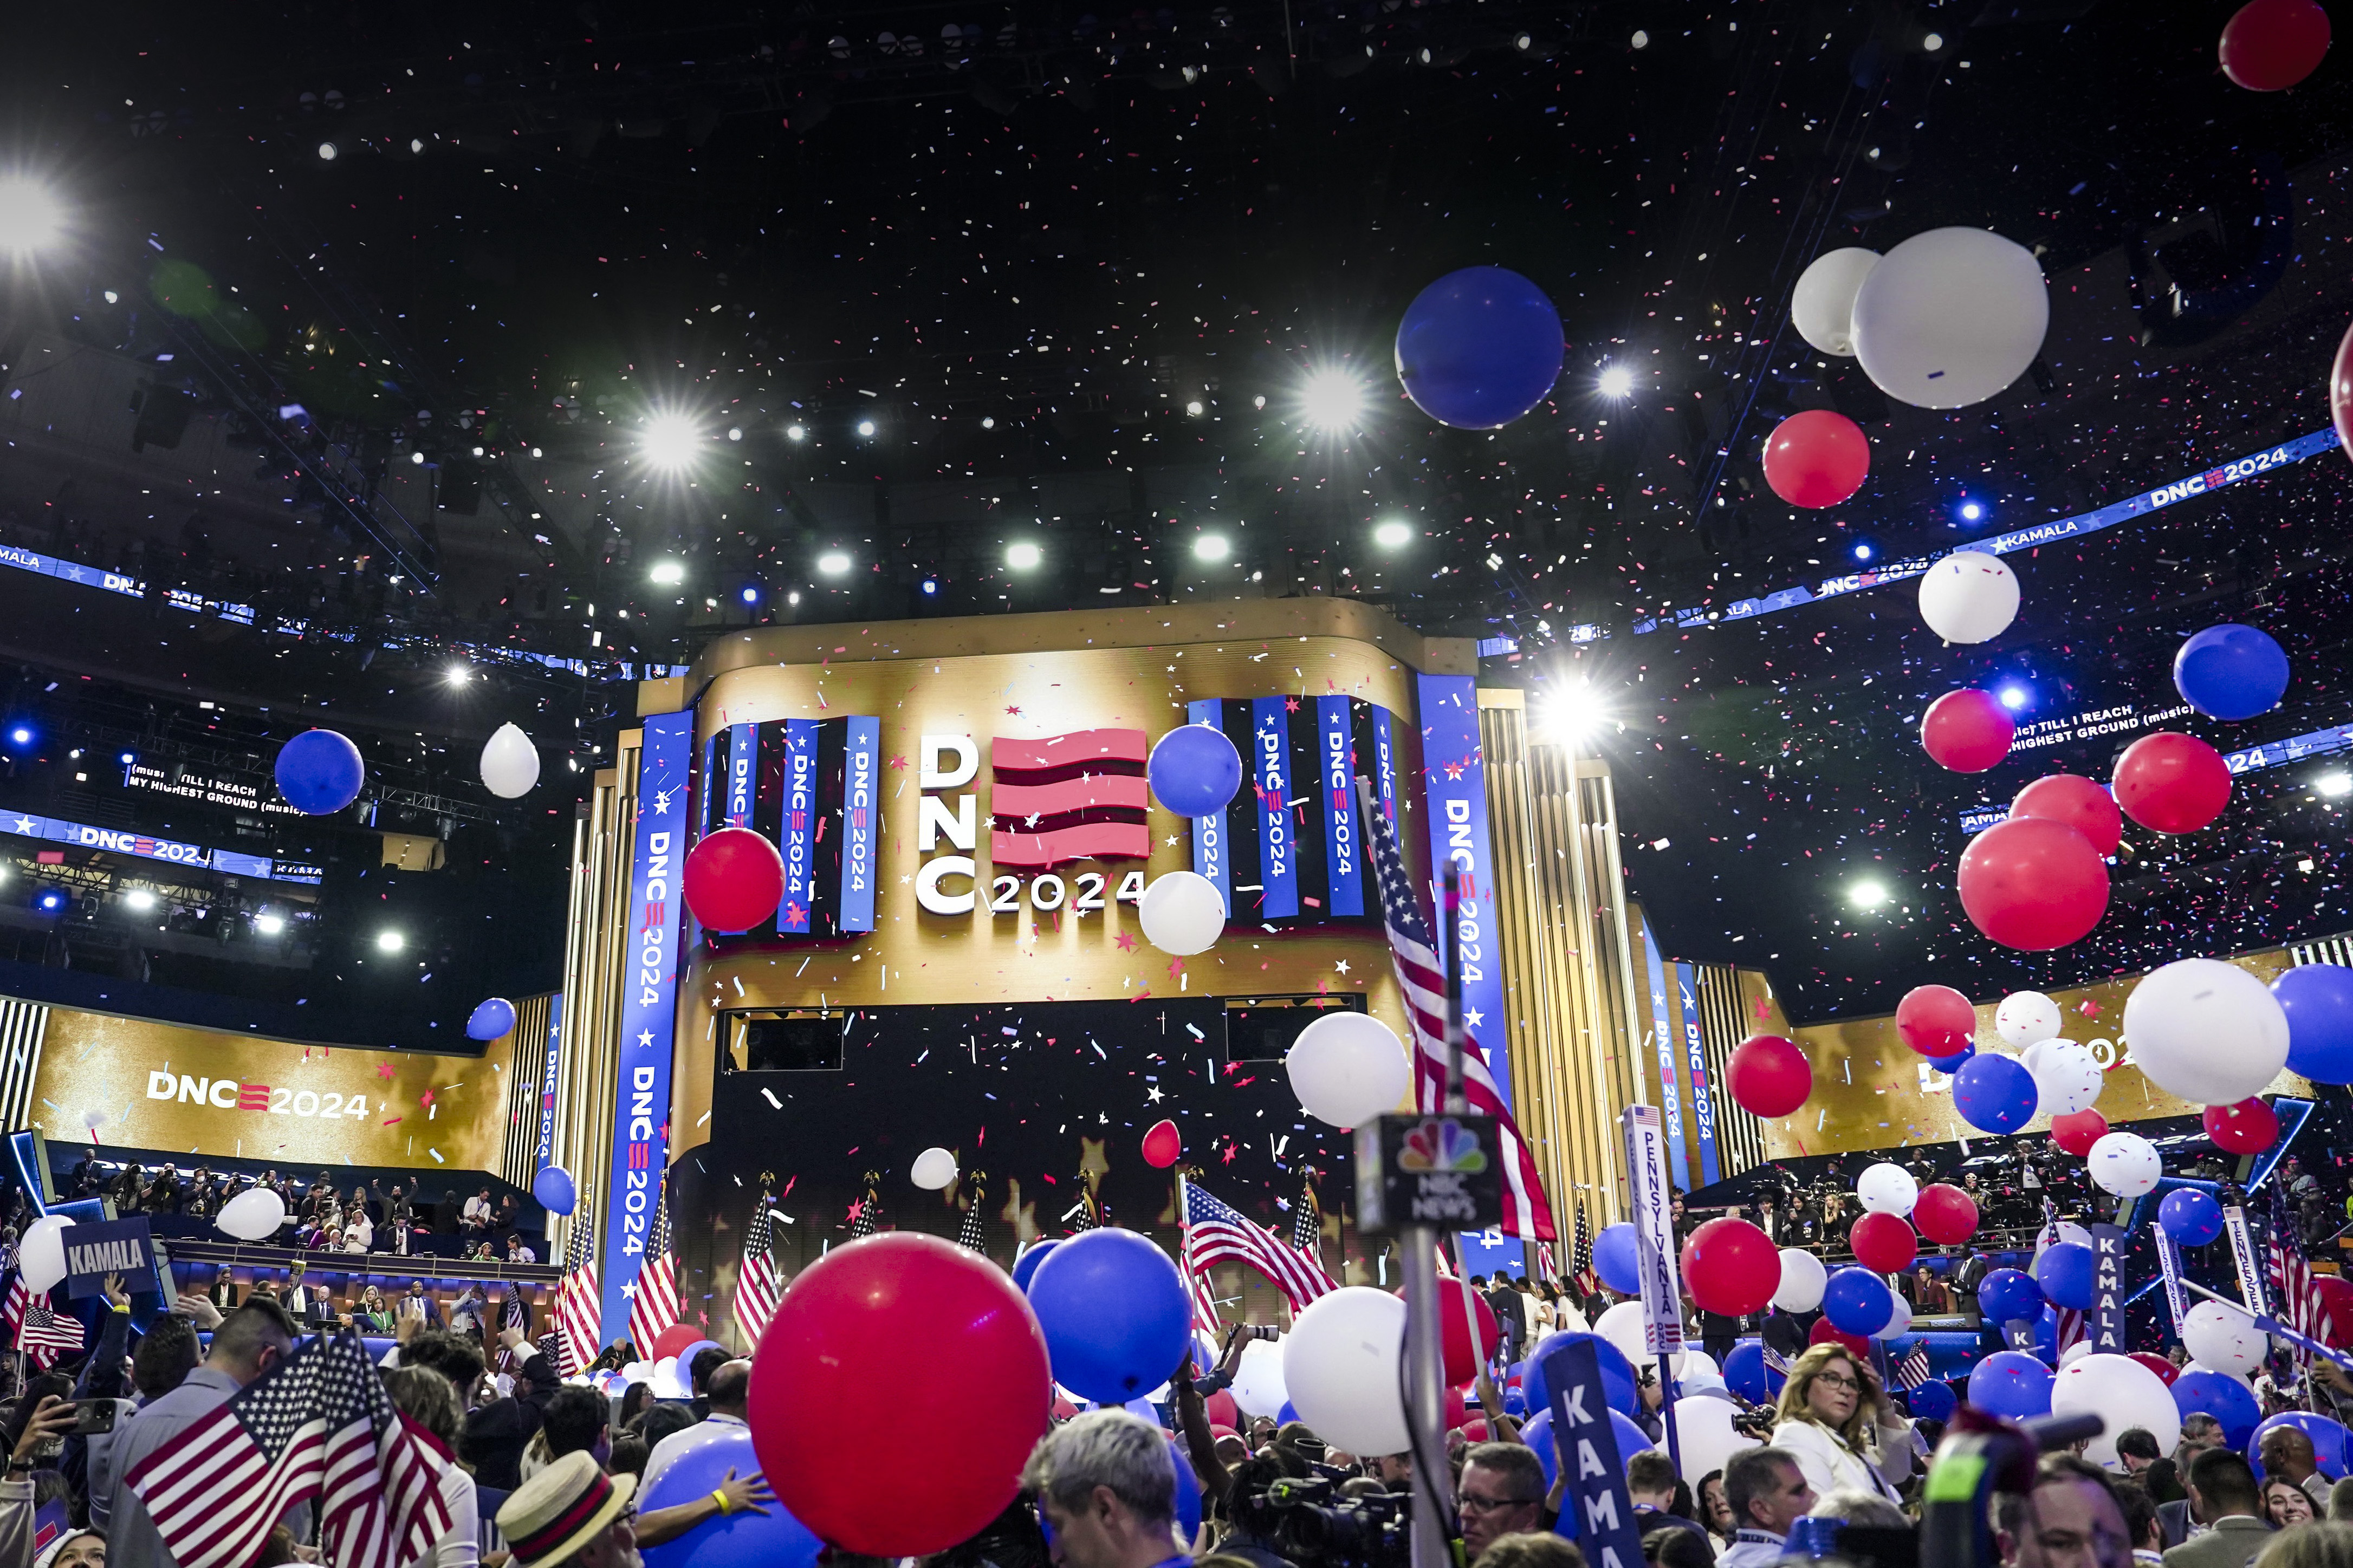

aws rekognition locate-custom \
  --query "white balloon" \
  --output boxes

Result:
[1996,991,2064,1049]
[1138,871,1226,957]
[1284,1287,1410,1454]
[652,1355,685,1398]
[1874,1299,1913,1341]
[1856,1163,1918,1216]
[2124,959,2290,1106]
[1678,1372,1730,1398]
[622,1360,652,1384]
[2181,1300,2266,1374]
[910,1147,958,1190]
[2030,1042,2105,1117]
[1596,1299,1686,1375]
[1791,248,1880,358]
[1773,1248,1829,1313]
[1286,1012,1412,1129]
[2086,1131,2161,1196]
[1231,1339,1290,1419]
[2052,1354,2180,1469]
[1666,1396,1761,1484]
[479,723,541,798]
[1679,1349,1720,1378]
[216,1187,287,1242]
[1917,550,2020,644]
[2033,1219,2093,1261]
[1852,227,2049,409]
[17,1215,73,1292]
[2058,1341,2095,1369]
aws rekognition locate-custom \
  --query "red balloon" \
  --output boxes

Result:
[1142,1119,1183,1168]
[748,1232,1050,1555]
[683,827,787,932]
[2204,1096,2279,1154]
[1681,1218,1782,1316]
[1921,689,2015,772]
[1397,1280,1500,1386]
[2315,1277,2353,1349]
[2221,0,2330,89]
[1849,1212,1919,1274]
[2012,773,2123,857]
[1956,816,2110,949]
[2050,1109,2110,1157]
[2335,321,2353,464]
[1896,985,1976,1057]
[651,1323,704,1363]
[1808,1317,1871,1358]
[1913,1183,1980,1246]
[2113,732,2232,835]
[1761,409,1871,509]
[1726,1035,1812,1117]
[2129,1351,2180,1387]
[1204,1390,1241,1431]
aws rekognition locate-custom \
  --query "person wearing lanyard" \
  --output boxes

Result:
[1023,1409,1194,1568]
[1719,1448,1819,1568]
[1766,1343,1915,1504]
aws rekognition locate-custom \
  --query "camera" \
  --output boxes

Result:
[1259,1477,1410,1568]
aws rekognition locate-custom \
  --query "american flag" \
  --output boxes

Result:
[498,1287,530,1337]
[957,1173,989,1254]
[1358,778,1557,1242]
[553,1199,602,1378]
[122,1329,450,1568]
[735,1202,785,1348]
[1570,1201,1602,1300]
[2269,1186,2334,1351]
[1895,1341,1934,1390]
[848,1173,881,1240]
[4,1276,83,1368]
[1761,1343,1792,1379]
[1289,1169,1323,1256]
[1181,1177,1337,1317]
[627,1183,680,1351]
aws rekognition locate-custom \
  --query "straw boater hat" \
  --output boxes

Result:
[496,1451,639,1568]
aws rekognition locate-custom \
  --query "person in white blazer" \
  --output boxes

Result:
[1766,1343,1915,1505]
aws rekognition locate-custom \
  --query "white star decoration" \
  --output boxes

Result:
[651,788,674,816]
[636,1029,654,1047]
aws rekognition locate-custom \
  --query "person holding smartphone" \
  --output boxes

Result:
[2,1394,79,1562]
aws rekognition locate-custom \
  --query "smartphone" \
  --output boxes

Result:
[70,1402,116,1437]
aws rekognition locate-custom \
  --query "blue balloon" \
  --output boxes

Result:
[466,996,517,1042]
[2257,1413,2351,1481]
[1953,1052,2039,1135]
[1502,1388,1527,1417]
[2036,1242,2097,1310]
[1171,1439,1202,1540]
[1593,1223,1643,1296]
[1978,1267,2044,1325]
[1012,1239,1060,1293]
[1146,725,1244,819]
[1968,1351,2053,1419]
[1395,266,1566,430]
[1278,1400,1299,1426]
[1822,1267,1896,1337]
[2174,623,2290,721]
[2276,964,2353,1085]
[639,1426,820,1568]
[1904,1379,1957,1422]
[530,1164,576,1216]
[1027,1228,1194,1403]
[1723,1341,1785,1405]
[2159,1189,2225,1247]
[1522,1407,1652,1504]
[275,729,365,815]
[1521,1330,1639,1420]
[2176,1369,2261,1452]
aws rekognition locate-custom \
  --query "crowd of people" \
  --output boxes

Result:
[40,1162,541,1263]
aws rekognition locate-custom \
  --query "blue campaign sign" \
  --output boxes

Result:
[2091,1222,2127,1351]
[1317,697,1364,916]
[1639,915,1689,1194]
[840,716,879,934]
[534,993,565,1173]
[63,1216,157,1299]
[778,718,819,934]
[1417,673,1512,1109]
[1542,1339,1644,1568]
[1251,697,1297,919]
[1676,963,1721,1188]
[725,725,756,827]
[1188,700,1233,914]
[0,810,312,884]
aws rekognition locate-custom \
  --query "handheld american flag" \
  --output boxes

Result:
[122,1329,450,1568]
[2269,1185,2334,1353]
[627,1182,681,1351]
[1357,777,1557,1242]
[1895,1341,1934,1391]
[735,1201,785,1347]
[5,1276,83,1369]
[1181,1177,1337,1314]
[553,1195,602,1377]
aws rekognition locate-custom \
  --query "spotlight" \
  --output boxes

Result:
[317,141,339,162]
[0,178,65,255]
[255,913,287,936]
[786,424,807,441]
[1194,535,1231,563]
[1999,685,2028,710]
[639,414,701,470]
[375,929,405,953]
[410,138,427,154]
[1849,880,1888,909]
[2319,773,2352,798]
[816,551,852,576]
[739,584,760,604]
[1374,520,1415,549]
[1598,365,1636,399]
[35,888,66,916]
[857,419,877,438]
[1853,543,1875,562]
[1959,500,1984,522]
[727,427,743,442]
[1185,400,1204,417]
[1006,542,1043,571]
[1630,29,1650,48]
[1539,685,1609,744]
[981,417,996,430]
[6,726,31,747]
[921,579,939,596]
[117,751,135,766]
[444,663,473,685]
[1299,368,1369,432]
[125,889,157,913]
[650,560,686,587]
[1923,31,1944,50]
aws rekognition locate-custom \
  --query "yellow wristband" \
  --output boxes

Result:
[712,1489,732,1517]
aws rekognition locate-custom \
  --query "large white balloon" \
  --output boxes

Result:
[216,1187,287,1242]
[1231,1338,1290,1419]
[2052,1354,2180,1469]
[2086,1131,2161,1196]
[1874,1299,1914,1342]
[1917,550,2020,644]
[1597,1298,1686,1375]
[1667,1396,1761,1484]
[1852,227,2049,409]
[18,1215,73,1292]
[1773,1248,1829,1313]
[2181,1300,2266,1375]
[479,723,541,798]
[1284,1288,1410,1454]
[2124,959,2290,1106]
[1792,249,1881,358]
[2028,1041,2105,1117]
[910,1147,959,1190]
[1138,871,1226,957]
[1855,1163,1918,1216]
[1287,1012,1412,1129]
[2058,1341,2096,1370]
[652,1355,686,1399]
[1996,991,2064,1049]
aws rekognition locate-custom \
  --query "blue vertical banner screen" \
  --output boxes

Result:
[1371,704,1399,821]
[1639,914,1690,1193]
[533,994,565,1175]
[602,711,689,1338]
[1188,701,1232,915]
[1416,674,1512,1109]
[840,715,879,933]
[1674,962,1722,1187]
[1317,696,1364,916]
[726,725,756,827]
[779,718,819,933]
[1251,697,1297,919]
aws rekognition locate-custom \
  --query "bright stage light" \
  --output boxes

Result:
[1299,368,1369,431]
[444,663,473,685]
[816,551,852,576]
[740,584,760,604]
[1185,400,1204,417]
[1854,543,1875,561]
[1539,685,1609,745]
[786,424,807,441]
[317,141,339,162]
[981,416,997,430]
[649,560,685,587]
[920,579,939,596]
[125,889,157,913]
[1374,519,1414,549]
[6,726,31,747]
[0,179,64,255]
[255,913,287,936]
[1960,500,1984,521]
[857,419,877,438]
[1999,685,2027,710]
[1006,542,1043,571]
[1598,365,1636,399]
[1849,881,1889,909]
[1193,534,1231,562]
[375,930,405,953]
[639,414,702,470]
[2319,772,2352,798]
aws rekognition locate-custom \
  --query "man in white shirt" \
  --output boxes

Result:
[641,1360,753,1494]
[1720,1447,1817,1568]
[462,1189,495,1232]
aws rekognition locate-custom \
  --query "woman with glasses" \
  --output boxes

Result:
[1767,1343,1914,1505]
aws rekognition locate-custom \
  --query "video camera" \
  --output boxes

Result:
[1257,1476,1411,1568]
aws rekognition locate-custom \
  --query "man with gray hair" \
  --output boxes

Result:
[1023,1409,1187,1568]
